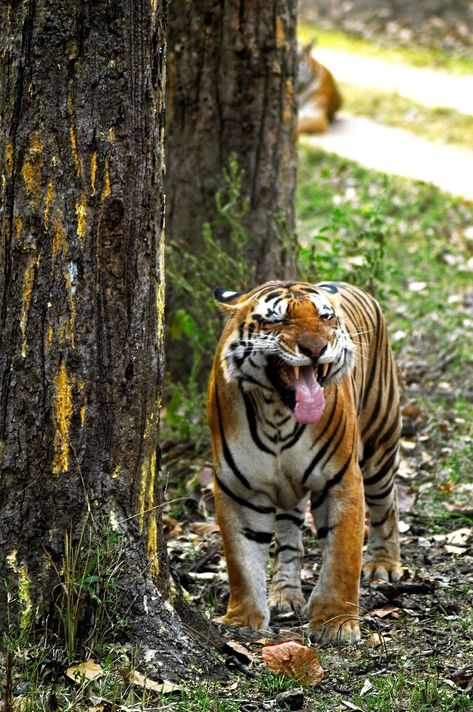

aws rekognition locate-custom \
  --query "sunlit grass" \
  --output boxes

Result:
[339,82,473,151]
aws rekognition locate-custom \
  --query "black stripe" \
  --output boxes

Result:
[216,387,251,489]
[275,513,304,526]
[362,301,383,409]
[242,528,273,544]
[311,451,354,509]
[371,505,394,527]
[316,525,334,540]
[308,414,348,486]
[264,290,283,302]
[365,480,395,503]
[239,372,272,390]
[215,475,276,514]
[360,412,400,468]
[275,545,300,553]
[363,448,398,487]
[281,424,306,451]
[241,388,275,456]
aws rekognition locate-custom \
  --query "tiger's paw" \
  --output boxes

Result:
[215,604,269,631]
[305,596,360,645]
[363,559,402,583]
[309,616,360,645]
[268,588,305,620]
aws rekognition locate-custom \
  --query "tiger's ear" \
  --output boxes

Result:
[318,282,341,310]
[214,288,247,313]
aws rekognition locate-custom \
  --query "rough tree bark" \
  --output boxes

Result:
[0,0,222,676]
[166,0,299,283]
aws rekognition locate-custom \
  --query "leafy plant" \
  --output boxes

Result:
[298,189,398,304]
[165,154,250,443]
[50,515,127,661]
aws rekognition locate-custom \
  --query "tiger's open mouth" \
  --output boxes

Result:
[266,358,329,425]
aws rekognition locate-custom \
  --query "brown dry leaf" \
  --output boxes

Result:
[66,660,103,682]
[445,502,473,513]
[224,640,255,664]
[438,481,455,494]
[127,669,180,694]
[401,403,423,420]
[87,707,104,712]
[262,640,324,686]
[162,514,183,537]
[189,521,220,535]
[371,606,400,619]
[364,632,383,648]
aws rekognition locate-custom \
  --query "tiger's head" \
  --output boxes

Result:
[215,281,355,425]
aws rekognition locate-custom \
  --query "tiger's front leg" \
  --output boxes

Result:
[306,460,365,644]
[267,498,309,619]
[214,477,275,630]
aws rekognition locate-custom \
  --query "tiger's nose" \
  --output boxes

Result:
[299,343,328,360]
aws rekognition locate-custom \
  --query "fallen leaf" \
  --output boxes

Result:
[444,545,468,555]
[438,481,455,494]
[445,527,472,546]
[398,520,410,533]
[371,606,400,619]
[224,640,254,664]
[162,514,183,537]
[187,571,218,580]
[126,669,180,694]
[342,701,364,711]
[360,678,374,696]
[401,403,422,420]
[189,521,220,535]
[364,633,383,648]
[445,502,473,513]
[66,660,103,682]
[262,640,324,686]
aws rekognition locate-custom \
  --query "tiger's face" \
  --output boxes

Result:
[215,281,355,424]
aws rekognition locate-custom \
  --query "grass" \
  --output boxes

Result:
[338,82,473,151]
[299,22,473,74]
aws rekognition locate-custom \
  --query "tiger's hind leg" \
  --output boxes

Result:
[267,497,309,620]
[362,442,402,582]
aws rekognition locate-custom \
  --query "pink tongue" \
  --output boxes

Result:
[292,365,325,424]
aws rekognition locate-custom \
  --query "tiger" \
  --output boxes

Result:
[208,280,402,644]
[297,42,342,135]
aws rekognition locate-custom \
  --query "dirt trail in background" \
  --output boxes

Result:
[317,48,473,115]
[309,50,473,200]
[304,114,473,201]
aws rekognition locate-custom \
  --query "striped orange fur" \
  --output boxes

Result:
[297,44,342,135]
[208,281,401,644]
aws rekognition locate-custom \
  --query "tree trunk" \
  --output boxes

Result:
[166,0,299,283]
[0,0,222,677]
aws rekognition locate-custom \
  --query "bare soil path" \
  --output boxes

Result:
[317,48,473,115]
[303,114,473,201]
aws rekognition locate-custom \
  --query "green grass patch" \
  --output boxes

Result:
[339,82,473,150]
[299,22,473,74]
